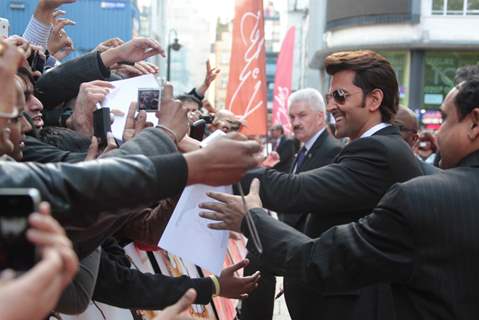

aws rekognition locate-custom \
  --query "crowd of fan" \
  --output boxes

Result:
[0,0,265,319]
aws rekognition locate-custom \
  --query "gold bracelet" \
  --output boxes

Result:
[156,124,178,145]
[209,275,221,296]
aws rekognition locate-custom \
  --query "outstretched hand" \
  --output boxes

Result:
[218,259,260,299]
[199,178,263,232]
[196,60,220,97]
[101,37,165,68]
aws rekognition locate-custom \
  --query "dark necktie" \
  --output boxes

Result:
[294,147,307,173]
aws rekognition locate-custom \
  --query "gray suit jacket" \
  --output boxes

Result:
[244,149,479,320]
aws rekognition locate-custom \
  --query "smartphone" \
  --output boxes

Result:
[93,107,112,148]
[138,88,160,112]
[0,188,41,271]
[0,18,9,38]
[190,119,206,141]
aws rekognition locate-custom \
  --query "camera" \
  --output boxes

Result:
[27,50,46,73]
[0,188,41,271]
[0,18,9,38]
[189,119,207,141]
[138,88,160,112]
[199,114,214,124]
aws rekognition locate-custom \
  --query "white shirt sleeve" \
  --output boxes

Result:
[22,15,52,49]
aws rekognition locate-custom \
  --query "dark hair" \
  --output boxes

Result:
[270,124,284,134]
[324,50,399,123]
[454,65,479,85]
[454,77,479,120]
[176,94,202,109]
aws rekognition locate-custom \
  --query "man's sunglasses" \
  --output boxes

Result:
[325,88,361,105]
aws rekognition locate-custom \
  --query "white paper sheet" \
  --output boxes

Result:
[159,184,231,276]
[101,74,159,140]
[159,130,230,275]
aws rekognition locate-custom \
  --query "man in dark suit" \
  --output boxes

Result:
[241,88,342,320]
[201,76,479,320]
[200,50,423,320]
[270,124,297,173]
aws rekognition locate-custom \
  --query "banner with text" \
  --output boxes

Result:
[226,0,267,136]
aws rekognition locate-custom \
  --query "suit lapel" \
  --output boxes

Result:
[297,130,329,173]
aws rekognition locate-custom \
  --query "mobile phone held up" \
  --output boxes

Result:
[0,18,9,38]
[138,88,160,112]
[0,188,41,271]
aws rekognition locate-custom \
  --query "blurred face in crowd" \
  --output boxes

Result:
[183,99,201,125]
[326,70,382,140]
[394,108,419,148]
[270,128,282,139]
[289,100,324,143]
[8,77,32,161]
[437,87,476,169]
[19,75,44,129]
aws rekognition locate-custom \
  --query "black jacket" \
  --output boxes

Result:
[244,149,479,320]
[272,136,297,173]
[278,129,343,230]
[23,135,87,164]
[253,126,423,320]
[36,51,111,127]
[0,127,186,229]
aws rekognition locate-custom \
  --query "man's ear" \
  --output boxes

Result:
[367,89,383,112]
[467,107,479,141]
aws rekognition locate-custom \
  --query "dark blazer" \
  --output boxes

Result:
[244,150,479,320]
[279,129,343,230]
[254,125,423,320]
[273,136,297,173]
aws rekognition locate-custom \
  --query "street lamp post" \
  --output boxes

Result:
[166,29,182,81]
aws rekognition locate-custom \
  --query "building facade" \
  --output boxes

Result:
[307,0,479,125]
[0,0,139,60]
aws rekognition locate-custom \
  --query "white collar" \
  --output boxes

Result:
[360,123,391,138]
[303,127,326,152]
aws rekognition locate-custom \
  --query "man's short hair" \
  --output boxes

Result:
[288,88,326,113]
[324,50,399,123]
[455,65,479,85]
[270,124,284,134]
[455,77,479,120]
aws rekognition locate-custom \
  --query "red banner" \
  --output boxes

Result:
[226,0,267,136]
[272,26,295,136]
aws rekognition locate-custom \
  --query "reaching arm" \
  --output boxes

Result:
[0,154,187,227]
[244,184,415,293]
[259,138,392,215]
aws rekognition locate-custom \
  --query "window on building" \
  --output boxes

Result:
[423,51,479,108]
[432,0,479,15]
[378,51,410,106]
